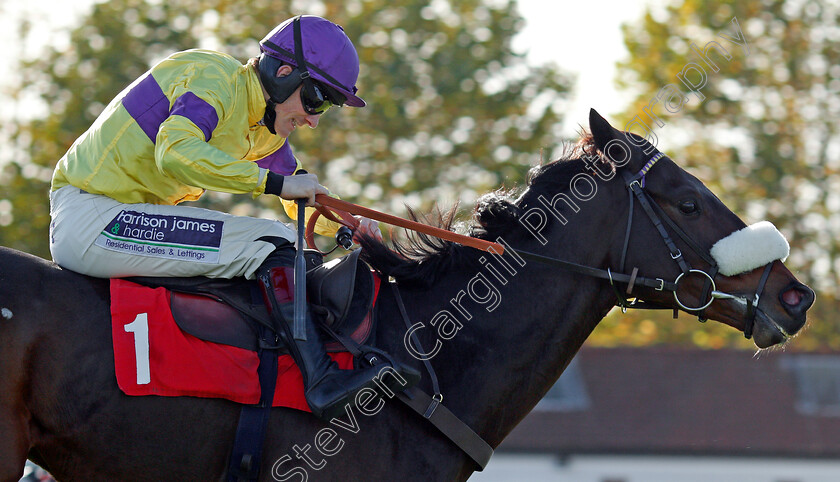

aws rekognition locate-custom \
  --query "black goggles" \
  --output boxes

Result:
[299,80,345,116]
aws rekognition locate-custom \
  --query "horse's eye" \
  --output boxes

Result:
[679,200,699,215]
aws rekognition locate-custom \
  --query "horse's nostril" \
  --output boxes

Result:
[782,289,804,307]
[779,284,815,315]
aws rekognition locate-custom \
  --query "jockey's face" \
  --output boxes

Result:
[267,65,321,138]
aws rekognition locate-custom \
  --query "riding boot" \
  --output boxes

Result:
[257,263,419,420]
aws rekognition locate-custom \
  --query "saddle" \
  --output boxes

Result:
[115,239,491,481]
[127,248,376,354]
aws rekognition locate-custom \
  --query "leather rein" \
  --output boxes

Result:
[306,153,773,339]
[299,156,775,468]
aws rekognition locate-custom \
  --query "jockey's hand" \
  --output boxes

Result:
[279,174,330,206]
[353,216,383,243]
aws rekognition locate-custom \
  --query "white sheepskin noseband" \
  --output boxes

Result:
[710,221,790,276]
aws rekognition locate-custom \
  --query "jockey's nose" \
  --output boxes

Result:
[304,115,320,128]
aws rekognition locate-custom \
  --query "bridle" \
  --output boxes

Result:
[621,152,777,338]
[513,151,774,339]
[304,151,776,339]
[294,151,779,468]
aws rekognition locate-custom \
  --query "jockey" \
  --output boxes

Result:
[48,15,415,420]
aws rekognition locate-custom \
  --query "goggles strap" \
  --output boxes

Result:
[293,17,320,109]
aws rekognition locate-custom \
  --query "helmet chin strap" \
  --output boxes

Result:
[258,54,305,104]
[258,54,307,135]
[262,98,278,135]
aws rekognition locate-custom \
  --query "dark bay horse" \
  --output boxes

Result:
[0,110,814,481]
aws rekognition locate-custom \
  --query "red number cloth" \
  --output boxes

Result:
[110,279,354,411]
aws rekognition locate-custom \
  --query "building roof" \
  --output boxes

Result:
[500,346,840,458]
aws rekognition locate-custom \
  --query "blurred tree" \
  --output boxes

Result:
[0,0,571,258]
[586,0,840,351]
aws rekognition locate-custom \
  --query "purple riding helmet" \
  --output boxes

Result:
[258,16,365,132]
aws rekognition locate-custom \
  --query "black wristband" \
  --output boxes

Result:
[264,171,285,196]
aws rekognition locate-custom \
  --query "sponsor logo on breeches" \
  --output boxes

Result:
[96,210,224,263]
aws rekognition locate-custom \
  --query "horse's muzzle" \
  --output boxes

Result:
[779,282,815,319]
[751,282,814,348]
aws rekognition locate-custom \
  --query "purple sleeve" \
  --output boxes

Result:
[256,141,298,175]
[121,74,169,143]
[169,92,220,141]
[122,75,220,144]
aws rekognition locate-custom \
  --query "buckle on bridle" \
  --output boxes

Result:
[655,278,665,291]
[671,249,683,260]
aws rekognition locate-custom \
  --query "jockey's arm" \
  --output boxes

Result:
[156,109,344,237]
[279,168,342,237]
[155,114,270,198]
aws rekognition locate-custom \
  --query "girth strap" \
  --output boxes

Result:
[227,325,280,482]
[389,282,494,470]
[391,282,442,399]
[395,387,493,469]
[323,280,494,470]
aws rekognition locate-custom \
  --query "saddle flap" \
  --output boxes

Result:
[170,291,259,351]
[126,249,376,353]
[306,248,374,334]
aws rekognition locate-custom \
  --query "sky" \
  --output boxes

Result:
[0,0,661,136]
[515,0,662,135]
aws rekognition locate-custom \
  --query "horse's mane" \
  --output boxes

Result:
[360,134,607,287]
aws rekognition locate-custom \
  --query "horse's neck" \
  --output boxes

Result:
[386,216,621,447]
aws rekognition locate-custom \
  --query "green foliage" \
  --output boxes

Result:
[0,0,571,258]
[596,0,840,351]
[10,0,828,351]
[617,0,839,294]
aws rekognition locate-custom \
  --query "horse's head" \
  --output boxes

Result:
[587,109,814,348]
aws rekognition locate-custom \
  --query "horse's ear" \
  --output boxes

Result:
[589,108,620,153]
[589,108,637,167]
